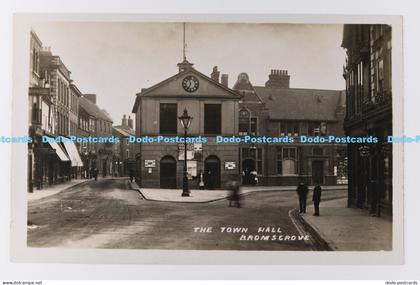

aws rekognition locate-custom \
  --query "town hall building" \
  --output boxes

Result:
[132,57,347,189]
[132,59,242,189]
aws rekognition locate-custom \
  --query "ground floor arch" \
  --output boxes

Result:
[242,158,256,185]
[204,155,221,189]
[160,155,177,188]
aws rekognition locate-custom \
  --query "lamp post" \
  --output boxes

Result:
[179,108,193,197]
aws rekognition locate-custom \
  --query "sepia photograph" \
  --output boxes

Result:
[23,20,395,252]
[7,13,404,266]
[3,0,420,281]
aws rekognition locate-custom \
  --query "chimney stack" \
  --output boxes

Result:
[128,116,133,129]
[221,74,228,87]
[211,66,220,83]
[84,94,97,104]
[122,114,127,126]
[265,69,290,88]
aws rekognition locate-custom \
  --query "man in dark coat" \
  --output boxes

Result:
[93,168,98,181]
[129,169,135,183]
[296,182,309,213]
[312,184,322,216]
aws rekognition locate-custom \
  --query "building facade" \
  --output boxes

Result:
[79,95,114,177]
[28,30,55,191]
[28,30,106,191]
[342,24,393,215]
[132,59,241,189]
[132,60,347,189]
[77,98,97,178]
[233,70,347,186]
[28,31,74,191]
[38,46,75,184]
[112,115,136,176]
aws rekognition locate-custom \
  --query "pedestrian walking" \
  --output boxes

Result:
[296,181,308,213]
[198,171,205,190]
[250,170,258,186]
[129,169,134,183]
[93,168,98,181]
[312,184,322,216]
[227,180,241,208]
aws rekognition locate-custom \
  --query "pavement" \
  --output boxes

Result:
[129,182,348,203]
[28,178,340,251]
[28,178,392,251]
[28,177,131,202]
[300,198,392,251]
[129,183,391,251]
[27,179,88,202]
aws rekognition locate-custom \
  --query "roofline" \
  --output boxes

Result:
[112,125,135,136]
[30,29,43,46]
[70,83,83,97]
[139,94,241,99]
[78,104,95,117]
[254,86,345,93]
[132,96,140,113]
[132,67,241,113]
[138,68,241,98]
[233,77,266,104]
[40,53,72,81]
[79,97,113,123]
[112,127,133,137]
[268,117,339,122]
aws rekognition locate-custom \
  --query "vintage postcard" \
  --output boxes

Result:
[10,14,404,264]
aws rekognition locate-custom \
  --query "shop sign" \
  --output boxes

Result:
[187,161,197,178]
[225,161,236,170]
[178,143,202,160]
[144,159,156,168]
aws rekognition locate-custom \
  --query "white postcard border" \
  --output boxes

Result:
[10,13,404,265]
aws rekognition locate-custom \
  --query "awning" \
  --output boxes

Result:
[46,139,70,162]
[61,137,84,167]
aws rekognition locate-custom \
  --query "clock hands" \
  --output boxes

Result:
[182,76,199,92]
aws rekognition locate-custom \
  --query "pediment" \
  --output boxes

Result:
[139,69,240,99]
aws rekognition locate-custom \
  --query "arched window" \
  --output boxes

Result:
[239,108,258,136]
[239,108,250,135]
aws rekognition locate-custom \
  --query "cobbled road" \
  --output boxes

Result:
[27,178,346,250]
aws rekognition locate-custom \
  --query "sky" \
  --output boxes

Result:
[32,22,346,125]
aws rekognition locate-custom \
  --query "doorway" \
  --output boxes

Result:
[160,155,177,188]
[242,158,256,185]
[102,158,108,177]
[312,160,324,185]
[204,155,220,189]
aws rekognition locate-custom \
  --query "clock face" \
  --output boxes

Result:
[182,75,199,93]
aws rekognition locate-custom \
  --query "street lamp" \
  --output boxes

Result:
[179,108,193,197]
